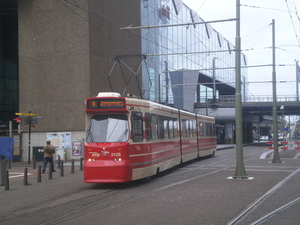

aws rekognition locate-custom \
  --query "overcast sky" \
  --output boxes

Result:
[183,0,300,97]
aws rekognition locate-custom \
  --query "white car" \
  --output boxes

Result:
[278,134,285,141]
[260,136,269,141]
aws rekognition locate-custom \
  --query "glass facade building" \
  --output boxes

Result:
[0,61,19,124]
[141,0,247,108]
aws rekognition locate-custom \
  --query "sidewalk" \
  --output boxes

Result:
[0,159,83,192]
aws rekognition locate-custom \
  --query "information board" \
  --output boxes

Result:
[46,132,72,148]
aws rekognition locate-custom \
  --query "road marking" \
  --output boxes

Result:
[293,152,300,159]
[260,150,273,159]
[9,172,32,178]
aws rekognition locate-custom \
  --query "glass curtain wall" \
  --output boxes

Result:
[0,61,19,123]
[141,0,247,105]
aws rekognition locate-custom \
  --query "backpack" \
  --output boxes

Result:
[45,145,55,154]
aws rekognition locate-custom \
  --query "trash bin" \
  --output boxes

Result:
[0,155,7,186]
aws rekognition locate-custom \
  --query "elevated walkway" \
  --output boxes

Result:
[195,95,300,116]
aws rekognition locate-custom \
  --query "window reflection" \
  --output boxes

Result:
[86,114,129,143]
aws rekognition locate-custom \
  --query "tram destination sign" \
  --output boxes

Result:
[87,98,125,109]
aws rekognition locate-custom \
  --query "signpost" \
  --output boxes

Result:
[15,112,42,165]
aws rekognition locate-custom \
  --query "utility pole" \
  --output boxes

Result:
[213,57,217,103]
[233,0,248,179]
[271,19,281,163]
[164,61,169,104]
[28,111,32,165]
[296,60,299,101]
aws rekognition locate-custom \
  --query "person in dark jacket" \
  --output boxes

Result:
[42,140,56,173]
[269,133,273,142]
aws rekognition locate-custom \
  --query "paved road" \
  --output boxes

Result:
[1,145,300,225]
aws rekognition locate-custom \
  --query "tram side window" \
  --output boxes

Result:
[189,120,194,137]
[169,119,174,139]
[164,116,169,139]
[182,119,187,138]
[208,123,215,137]
[210,123,214,136]
[145,112,152,141]
[192,120,196,137]
[206,123,212,137]
[174,119,178,138]
[158,115,164,139]
[151,114,158,140]
[131,111,143,142]
[187,120,191,137]
[199,122,205,137]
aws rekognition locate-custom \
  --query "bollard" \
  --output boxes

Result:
[5,170,9,191]
[37,165,42,183]
[71,159,74,173]
[7,157,11,169]
[57,155,61,169]
[60,161,64,177]
[23,168,28,185]
[49,163,52,180]
[80,157,83,171]
[33,155,36,169]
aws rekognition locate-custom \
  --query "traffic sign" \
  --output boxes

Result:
[21,117,37,125]
[15,112,39,117]
[13,118,22,123]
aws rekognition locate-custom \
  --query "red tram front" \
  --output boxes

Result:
[84,92,132,182]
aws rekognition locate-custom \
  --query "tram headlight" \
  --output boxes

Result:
[113,158,122,162]
[88,158,95,162]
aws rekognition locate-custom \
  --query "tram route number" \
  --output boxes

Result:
[89,152,121,157]
[111,152,121,157]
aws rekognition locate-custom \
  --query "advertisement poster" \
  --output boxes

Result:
[46,132,72,148]
[225,125,233,139]
[225,124,233,144]
[72,141,82,156]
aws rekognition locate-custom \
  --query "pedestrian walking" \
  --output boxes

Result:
[269,133,273,142]
[43,140,56,173]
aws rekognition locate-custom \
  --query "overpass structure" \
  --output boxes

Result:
[194,95,300,144]
[196,95,300,116]
[168,66,300,144]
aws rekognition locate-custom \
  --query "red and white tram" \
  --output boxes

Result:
[84,92,216,183]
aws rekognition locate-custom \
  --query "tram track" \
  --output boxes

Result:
[0,149,235,224]
[0,188,124,223]
[1,154,239,224]
[250,196,300,224]
[39,167,235,224]
[227,167,300,225]
[32,152,248,224]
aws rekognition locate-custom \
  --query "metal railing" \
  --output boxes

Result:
[200,95,299,103]
[244,95,299,102]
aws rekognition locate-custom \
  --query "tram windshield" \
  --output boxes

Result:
[86,114,129,143]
